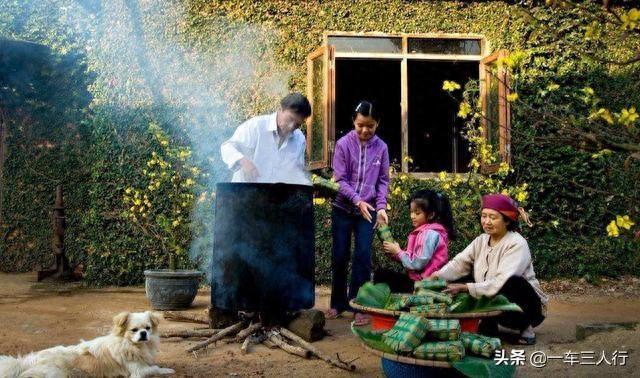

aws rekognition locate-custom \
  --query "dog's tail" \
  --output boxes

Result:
[0,355,23,378]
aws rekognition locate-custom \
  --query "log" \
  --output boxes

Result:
[268,331,311,359]
[286,309,326,342]
[161,329,220,338]
[186,322,244,353]
[262,339,278,349]
[164,311,209,324]
[240,336,252,354]
[234,322,262,342]
[279,327,356,371]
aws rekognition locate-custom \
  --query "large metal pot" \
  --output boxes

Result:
[210,183,315,321]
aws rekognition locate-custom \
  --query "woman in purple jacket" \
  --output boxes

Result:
[326,101,390,326]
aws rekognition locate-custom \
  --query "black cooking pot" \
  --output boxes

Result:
[211,183,315,318]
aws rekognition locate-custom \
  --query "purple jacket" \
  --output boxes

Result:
[332,131,390,213]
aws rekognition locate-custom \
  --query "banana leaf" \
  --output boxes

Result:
[453,356,516,378]
[448,294,522,314]
[351,324,395,354]
[355,282,391,309]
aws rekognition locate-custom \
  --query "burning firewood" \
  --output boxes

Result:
[179,316,357,372]
[234,322,262,342]
[240,336,253,354]
[186,321,244,353]
[267,331,311,359]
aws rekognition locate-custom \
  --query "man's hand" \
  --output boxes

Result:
[356,201,375,222]
[383,241,401,255]
[239,157,259,181]
[442,283,468,296]
[375,209,389,228]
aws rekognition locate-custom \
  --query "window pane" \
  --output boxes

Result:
[408,39,481,55]
[328,36,402,53]
[407,60,476,173]
[309,55,326,163]
[334,59,402,165]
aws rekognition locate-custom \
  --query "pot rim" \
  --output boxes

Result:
[144,269,203,278]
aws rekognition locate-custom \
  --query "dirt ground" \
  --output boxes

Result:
[0,273,638,377]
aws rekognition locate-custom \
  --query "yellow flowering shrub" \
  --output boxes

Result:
[122,122,210,269]
[607,215,636,238]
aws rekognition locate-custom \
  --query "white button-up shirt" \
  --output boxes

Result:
[220,112,310,185]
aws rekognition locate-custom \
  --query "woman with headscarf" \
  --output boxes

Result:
[430,193,548,345]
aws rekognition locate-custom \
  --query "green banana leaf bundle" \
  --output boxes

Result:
[414,278,448,292]
[382,313,430,353]
[311,174,340,195]
[425,318,461,341]
[413,340,465,362]
[376,224,396,244]
[460,332,502,359]
[415,289,453,305]
[409,303,448,316]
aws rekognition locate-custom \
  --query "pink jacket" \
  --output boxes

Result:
[394,223,450,281]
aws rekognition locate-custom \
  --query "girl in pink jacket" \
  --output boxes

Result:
[378,189,456,292]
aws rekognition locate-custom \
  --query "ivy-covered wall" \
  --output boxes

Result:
[0,0,638,285]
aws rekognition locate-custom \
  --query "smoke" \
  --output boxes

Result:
[0,0,291,276]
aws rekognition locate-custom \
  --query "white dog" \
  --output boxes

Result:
[0,311,175,378]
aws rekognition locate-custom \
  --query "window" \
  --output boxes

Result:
[307,33,510,174]
[305,45,334,169]
[480,50,511,172]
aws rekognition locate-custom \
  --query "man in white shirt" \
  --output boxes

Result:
[220,93,312,185]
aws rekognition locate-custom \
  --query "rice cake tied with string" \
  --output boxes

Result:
[413,340,465,362]
[425,318,461,341]
[414,288,453,305]
[409,303,448,316]
[382,313,430,353]
[459,331,502,358]
[414,278,448,292]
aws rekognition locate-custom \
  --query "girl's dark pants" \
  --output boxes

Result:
[330,206,375,312]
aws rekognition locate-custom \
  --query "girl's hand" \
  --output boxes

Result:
[375,209,388,228]
[383,241,401,254]
[442,283,468,296]
[356,201,375,222]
